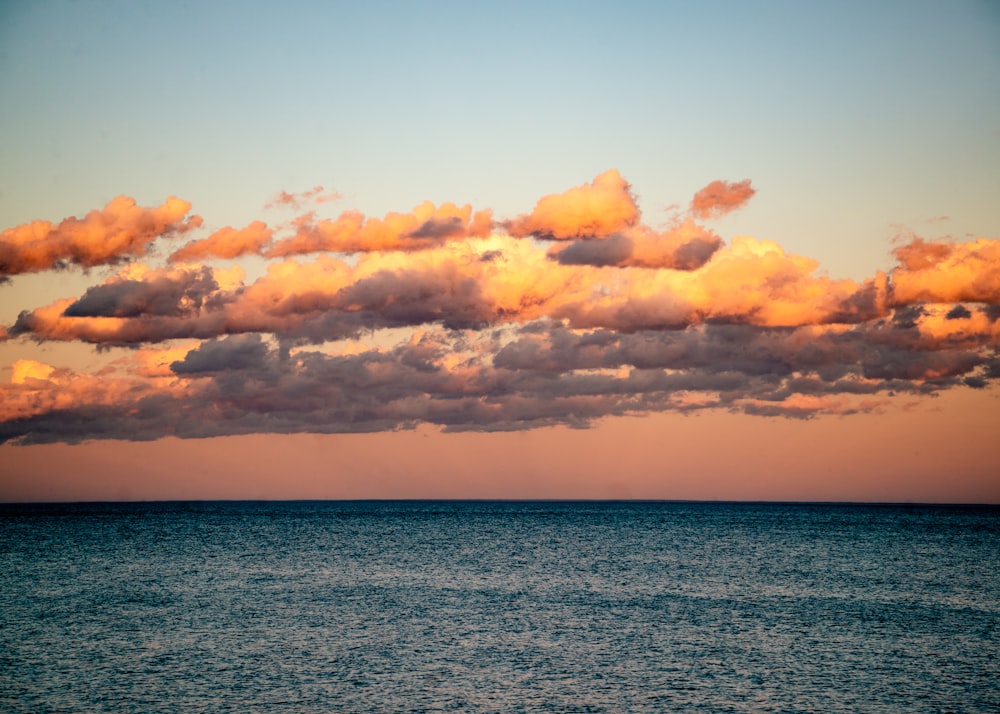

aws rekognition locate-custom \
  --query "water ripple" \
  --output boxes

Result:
[1,501,997,712]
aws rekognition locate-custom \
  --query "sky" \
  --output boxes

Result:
[1,0,999,503]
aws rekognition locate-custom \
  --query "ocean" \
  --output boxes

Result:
[1,501,997,712]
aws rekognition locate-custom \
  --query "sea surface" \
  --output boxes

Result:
[1,501,997,713]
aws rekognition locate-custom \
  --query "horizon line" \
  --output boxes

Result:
[2,498,997,508]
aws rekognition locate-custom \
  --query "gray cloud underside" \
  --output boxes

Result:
[3,316,996,444]
[63,268,219,318]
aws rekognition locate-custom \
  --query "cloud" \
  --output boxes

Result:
[9,263,244,346]
[265,186,342,209]
[0,231,963,345]
[527,173,728,269]
[169,221,273,262]
[504,169,640,239]
[2,171,998,443]
[0,196,201,279]
[171,334,270,374]
[946,304,972,320]
[63,266,219,318]
[550,219,723,270]
[1,350,195,442]
[4,310,994,443]
[549,234,635,267]
[890,237,1000,305]
[267,202,493,256]
[690,179,756,219]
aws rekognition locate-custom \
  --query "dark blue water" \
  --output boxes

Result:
[1,501,997,712]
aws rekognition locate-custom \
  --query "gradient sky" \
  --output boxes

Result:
[1,0,998,502]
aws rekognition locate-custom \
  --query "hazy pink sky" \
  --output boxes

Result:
[3,387,998,503]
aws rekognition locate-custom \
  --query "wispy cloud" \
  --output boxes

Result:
[264,186,342,210]
[690,179,756,219]
[2,172,997,443]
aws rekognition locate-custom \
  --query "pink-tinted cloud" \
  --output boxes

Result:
[504,169,640,239]
[267,202,493,256]
[9,263,245,345]
[169,221,273,262]
[5,229,984,346]
[0,196,201,279]
[265,186,342,209]
[2,173,998,444]
[690,179,756,219]
[4,305,996,444]
[890,238,1000,305]
[2,350,197,440]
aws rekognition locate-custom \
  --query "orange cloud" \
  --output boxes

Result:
[0,233,932,345]
[690,179,756,219]
[169,221,274,262]
[9,263,244,345]
[0,196,201,279]
[627,220,723,270]
[546,236,879,332]
[267,202,493,256]
[890,238,1000,305]
[2,354,196,430]
[504,169,640,240]
[691,237,869,326]
[3,173,998,444]
[550,218,723,270]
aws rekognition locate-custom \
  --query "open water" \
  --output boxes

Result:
[1,501,998,712]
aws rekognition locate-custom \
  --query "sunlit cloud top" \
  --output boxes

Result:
[2,171,998,444]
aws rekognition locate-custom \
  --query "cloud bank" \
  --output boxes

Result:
[2,172,998,444]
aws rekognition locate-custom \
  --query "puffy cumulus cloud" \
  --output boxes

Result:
[890,237,1000,306]
[9,263,245,346]
[169,221,273,262]
[171,334,271,374]
[690,179,756,219]
[0,196,201,279]
[267,202,493,256]
[629,220,724,270]
[0,233,978,346]
[527,172,732,269]
[62,266,219,318]
[504,169,640,240]
[6,235,565,345]
[684,237,879,326]
[1,350,199,442]
[546,236,885,333]
[2,172,999,443]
